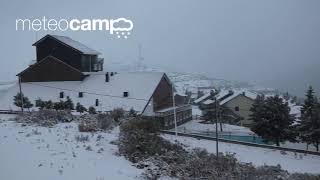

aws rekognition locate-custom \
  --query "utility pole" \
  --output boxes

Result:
[215,97,219,160]
[18,76,24,112]
[172,83,178,136]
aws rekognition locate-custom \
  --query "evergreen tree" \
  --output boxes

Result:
[13,92,33,111]
[250,95,297,146]
[129,108,137,117]
[299,86,320,151]
[88,106,97,114]
[76,103,87,114]
[64,96,74,110]
[35,98,45,109]
[53,101,65,111]
[44,100,54,109]
[250,94,265,132]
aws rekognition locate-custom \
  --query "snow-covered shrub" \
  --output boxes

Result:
[110,108,125,122]
[14,109,73,127]
[76,103,87,114]
[97,113,115,130]
[78,120,98,132]
[77,114,116,132]
[75,134,89,142]
[88,106,96,114]
[13,92,33,111]
[119,117,186,164]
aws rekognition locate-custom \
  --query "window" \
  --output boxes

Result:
[78,92,83,98]
[123,92,129,97]
[235,106,239,111]
[59,92,64,98]
[95,99,99,106]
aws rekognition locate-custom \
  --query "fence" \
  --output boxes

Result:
[161,130,320,156]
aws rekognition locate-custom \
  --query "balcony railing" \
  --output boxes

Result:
[155,104,192,117]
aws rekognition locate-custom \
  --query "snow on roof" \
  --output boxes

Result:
[202,89,258,105]
[0,72,164,113]
[219,90,257,105]
[194,93,211,104]
[35,35,100,55]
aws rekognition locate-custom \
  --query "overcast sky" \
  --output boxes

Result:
[0,0,319,97]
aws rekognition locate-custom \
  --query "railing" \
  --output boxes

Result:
[161,130,320,156]
[155,104,192,117]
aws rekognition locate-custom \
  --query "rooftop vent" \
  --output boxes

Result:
[105,72,109,82]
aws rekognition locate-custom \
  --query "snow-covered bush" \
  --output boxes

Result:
[97,113,114,130]
[88,106,96,114]
[77,114,116,132]
[14,109,73,127]
[75,134,90,142]
[110,108,125,122]
[119,117,186,164]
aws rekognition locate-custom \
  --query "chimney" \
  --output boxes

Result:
[105,72,109,82]
[110,72,114,76]
[242,92,246,96]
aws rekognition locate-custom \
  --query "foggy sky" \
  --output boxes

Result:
[0,0,319,97]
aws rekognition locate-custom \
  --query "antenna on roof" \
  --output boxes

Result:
[138,44,144,61]
[137,44,145,71]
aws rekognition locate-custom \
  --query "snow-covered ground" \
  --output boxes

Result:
[0,114,142,180]
[177,120,254,136]
[162,134,320,174]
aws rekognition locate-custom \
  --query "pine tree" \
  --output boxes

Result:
[76,103,87,114]
[129,108,137,117]
[44,100,54,109]
[13,92,33,111]
[250,95,297,146]
[250,94,265,133]
[283,92,290,101]
[53,101,65,111]
[64,96,74,110]
[35,98,45,109]
[299,86,320,151]
[88,106,96,114]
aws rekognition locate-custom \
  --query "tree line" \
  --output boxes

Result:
[13,93,97,114]
[250,86,320,151]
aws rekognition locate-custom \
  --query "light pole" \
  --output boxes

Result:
[215,97,219,160]
[172,83,178,136]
